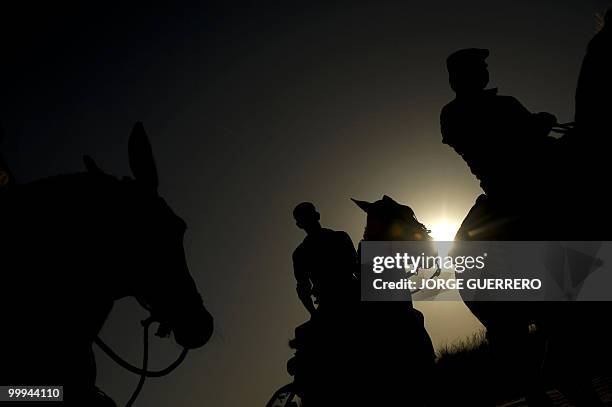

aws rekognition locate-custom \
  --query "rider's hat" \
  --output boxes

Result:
[446,48,489,73]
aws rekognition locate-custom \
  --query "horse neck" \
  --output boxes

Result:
[0,173,137,351]
[14,173,135,298]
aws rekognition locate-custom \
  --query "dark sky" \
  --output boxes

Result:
[1,1,608,405]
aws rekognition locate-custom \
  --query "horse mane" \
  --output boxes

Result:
[23,171,118,193]
[2,171,124,222]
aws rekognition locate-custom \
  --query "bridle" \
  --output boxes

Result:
[409,231,443,295]
[94,315,188,407]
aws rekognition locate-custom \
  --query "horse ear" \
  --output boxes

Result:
[351,198,371,213]
[382,195,397,203]
[83,155,103,174]
[128,121,159,192]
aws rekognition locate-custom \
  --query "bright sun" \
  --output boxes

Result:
[429,220,458,241]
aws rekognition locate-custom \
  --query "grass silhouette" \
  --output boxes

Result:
[433,329,612,406]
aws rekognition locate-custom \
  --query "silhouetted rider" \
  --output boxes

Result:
[440,48,557,205]
[292,202,357,314]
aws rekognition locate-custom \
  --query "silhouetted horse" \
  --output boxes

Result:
[445,14,612,406]
[0,123,213,406]
[279,195,435,406]
[453,194,557,405]
[353,195,436,405]
[455,194,609,406]
[571,8,612,237]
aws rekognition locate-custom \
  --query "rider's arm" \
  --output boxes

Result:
[440,104,454,146]
[532,112,558,137]
[337,231,359,279]
[292,251,316,315]
[505,96,557,137]
[440,104,469,157]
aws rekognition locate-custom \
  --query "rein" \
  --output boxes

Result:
[409,266,442,295]
[409,232,443,295]
[94,316,189,407]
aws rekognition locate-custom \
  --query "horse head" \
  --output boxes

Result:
[85,122,213,349]
[352,195,432,242]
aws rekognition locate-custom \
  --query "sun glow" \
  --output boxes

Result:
[429,220,458,241]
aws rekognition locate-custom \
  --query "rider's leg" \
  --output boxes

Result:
[486,312,551,407]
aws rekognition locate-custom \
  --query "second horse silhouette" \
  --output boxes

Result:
[287,195,435,407]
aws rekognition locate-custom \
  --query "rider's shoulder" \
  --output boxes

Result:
[292,241,307,259]
[332,229,353,242]
[494,94,520,103]
[440,101,462,130]
[318,228,353,245]
[441,95,480,118]
[441,99,459,115]
[490,91,523,106]
[321,228,347,237]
